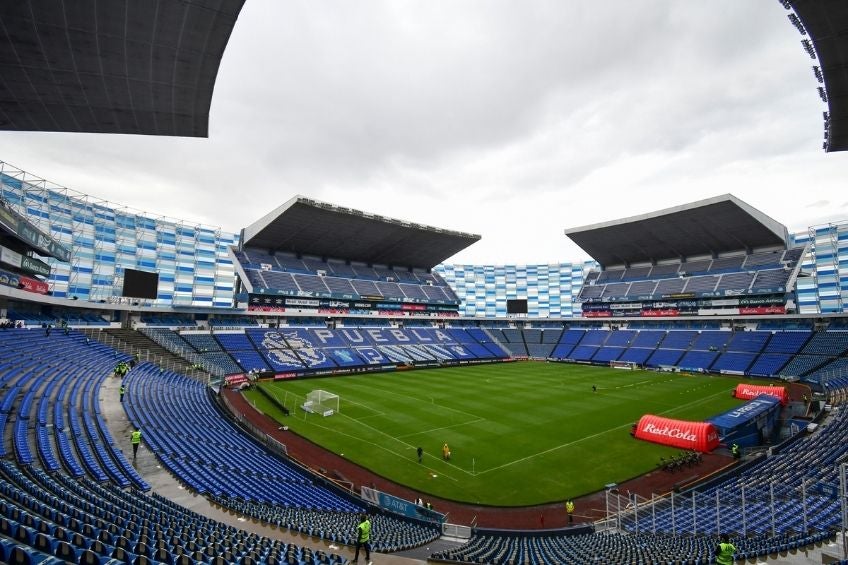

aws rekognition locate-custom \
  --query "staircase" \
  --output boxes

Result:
[82,328,208,382]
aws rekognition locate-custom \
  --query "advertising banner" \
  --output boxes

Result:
[734,384,788,405]
[0,245,22,268]
[16,218,71,262]
[634,415,719,452]
[0,268,21,289]
[738,306,785,315]
[360,486,445,524]
[20,255,50,277]
[18,275,48,294]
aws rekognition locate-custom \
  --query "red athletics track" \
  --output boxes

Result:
[222,387,737,530]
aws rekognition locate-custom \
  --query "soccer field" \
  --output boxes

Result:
[244,362,751,506]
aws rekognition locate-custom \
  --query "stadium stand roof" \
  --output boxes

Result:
[241,196,481,270]
[789,0,848,152]
[564,194,788,268]
[0,0,245,137]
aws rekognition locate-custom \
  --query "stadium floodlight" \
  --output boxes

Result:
[801,39,816,59]
[302,390,339,417]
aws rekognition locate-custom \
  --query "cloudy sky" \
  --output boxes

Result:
[1,0,846,265]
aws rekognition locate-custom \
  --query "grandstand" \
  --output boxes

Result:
[565,194,806,319]
[234,196,479,317]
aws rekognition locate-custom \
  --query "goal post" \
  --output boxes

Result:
[302,389,339,417]
[610,360,638,370]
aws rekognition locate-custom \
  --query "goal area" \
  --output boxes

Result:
[301,389,339,417]
[610,360,638,370]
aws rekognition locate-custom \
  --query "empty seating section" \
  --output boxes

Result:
[654,278,686,295]
[0,329,146,492]
[711,352,757,373]
[764,331,811,354]
[805,357,848,381]
[677,350,718,371]
[260,270,300,293]
[682,275,718,294]
[601,282,629,298]
[605,330,636,347]
[658,331,697,349]
[293,274,331,295]
[621,265,651,280]
[578,330,609,346]
[578,248,804,302]
[0,460,349,565]
[779,355,830,377]
[747,353,792,377]
[801,332,848,356]
[180,333,222,352]
[433,529,832,565]
[627,279,658,296]
[715,271,754,292]
[689,331,730,351]
[124,364,360,511]
[751,269,791,292]
[725,331,770,353]
[211,501,439,552]
[743,251,784,268]
[708,255,745,272]
[237,247,458,304]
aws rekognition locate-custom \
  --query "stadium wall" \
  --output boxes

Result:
[434,262,595,317]
[792,224,848,314]
[0,163,238,308]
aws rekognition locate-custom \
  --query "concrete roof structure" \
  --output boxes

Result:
[789,0,848,152]
[564,194,788,268]
[241,196,481,270]
[0,0,245,136]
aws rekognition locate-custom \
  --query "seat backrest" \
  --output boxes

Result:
[78,549,101,565]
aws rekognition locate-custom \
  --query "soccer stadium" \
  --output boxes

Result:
[1,1,848,565]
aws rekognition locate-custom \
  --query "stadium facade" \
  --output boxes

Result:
[434,262,594,318]
[3,159,848,318]
[0,162,238,307]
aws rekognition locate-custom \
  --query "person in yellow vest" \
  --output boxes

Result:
[119,384,125,403]
[352,513,372,565]
[715,533,736,564]
[131,427,142,459]
[566,499,575,523]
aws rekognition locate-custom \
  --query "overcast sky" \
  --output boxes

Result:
[1,1,846,265]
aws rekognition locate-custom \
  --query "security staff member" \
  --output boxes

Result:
[119,384,126,403]
[131,427,142,458]
[715,533,736,564]
[352,513,372,565]
[566,499,575,523]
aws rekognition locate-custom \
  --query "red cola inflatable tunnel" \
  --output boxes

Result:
[634,415,720,452]
[734,383,788,405]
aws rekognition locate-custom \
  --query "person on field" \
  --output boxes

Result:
[442,443,451,460]
[352,513,372,565]
[417,446,423,463]
[566,499,575,523]
[715,533,736,565]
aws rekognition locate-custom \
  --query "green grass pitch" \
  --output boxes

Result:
[243,361,753,506]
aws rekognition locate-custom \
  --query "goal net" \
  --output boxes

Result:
[610,360,638,370]
[302,389,339,417]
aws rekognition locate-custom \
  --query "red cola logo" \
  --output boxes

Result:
[642,423,697,442]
